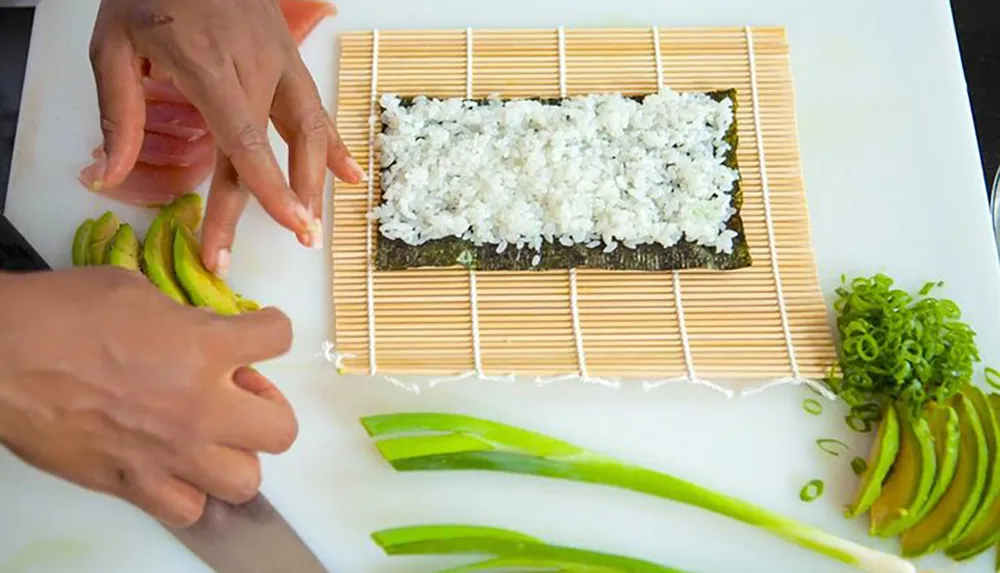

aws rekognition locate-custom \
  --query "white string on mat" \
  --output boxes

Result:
[425,26,511,387]
[544,24,605,386]
[652,25,664,92]
[744,25,801,381]
[650,25,703,389]
[320,341,355,374]
[363,28,380,376]
[465,28,486,379]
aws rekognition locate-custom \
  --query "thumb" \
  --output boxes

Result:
[87,33,145,189]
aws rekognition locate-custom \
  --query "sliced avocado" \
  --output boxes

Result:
[173,225,241,316]
[142,212,190,305]
[162,193,203,231]
[236,295,262,313]
[72,219,95,266]
[87,211,120,266]
[869,403,936,537]
[910,404,961,527]
[948,391,1000,560]
[106,224,141,271]
[900,392,988,557]
[845,403,900,518]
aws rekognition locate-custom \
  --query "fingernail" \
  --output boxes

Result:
[216,249,230,279]
[309,218,324,249]
[346,156,367,183]
[293,202,313,231]
[86,153,108,192]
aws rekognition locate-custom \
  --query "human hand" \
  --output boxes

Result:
[87,0,364,274]
[0,267,298,527]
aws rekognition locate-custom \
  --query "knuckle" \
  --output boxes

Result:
[298,109,329,145]
[232,123,270,156]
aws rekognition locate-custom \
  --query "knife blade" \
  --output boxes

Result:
[166,492,329,573]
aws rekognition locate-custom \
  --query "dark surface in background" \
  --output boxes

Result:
[952,0,1000,193]
[0,7,42,269]
[0,8,33,210]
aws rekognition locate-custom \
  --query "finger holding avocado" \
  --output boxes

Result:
[69,194,263,315]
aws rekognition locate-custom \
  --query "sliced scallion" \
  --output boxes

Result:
[800,480,825,502]
[816,438,850,457]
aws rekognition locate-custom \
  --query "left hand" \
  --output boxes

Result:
[87,0,365,273]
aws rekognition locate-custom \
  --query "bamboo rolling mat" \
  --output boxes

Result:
[330,25,837,391]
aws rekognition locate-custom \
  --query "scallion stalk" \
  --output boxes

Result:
[372,524,682,572]
[362,412,918,573]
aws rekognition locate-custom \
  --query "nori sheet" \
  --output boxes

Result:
[374,90,750,272]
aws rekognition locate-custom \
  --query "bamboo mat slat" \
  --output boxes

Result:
[329,25,837,389]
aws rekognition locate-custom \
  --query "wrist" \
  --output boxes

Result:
[0,271,29,395]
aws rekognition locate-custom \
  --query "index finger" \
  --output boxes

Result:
[175,72,313,238]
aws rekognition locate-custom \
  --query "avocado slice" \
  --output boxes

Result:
[163,193,203,231]
[72,218,95,266]
[845,403,900,518]
[910,404,961,527]
[140,194,206,305]
[900,392,988,557]
[106,223,141,271]
[142,211,190,305]
[869,403,936,537]
[947,390,1000,560]
[173,225,242,316]
[87,211,120,266]
[236,295,262,313]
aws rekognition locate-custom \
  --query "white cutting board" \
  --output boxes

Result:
[3,0,1000,572]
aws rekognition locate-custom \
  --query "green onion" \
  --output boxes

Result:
[851,457,868,476]
[850,403,882,422]
[372,524,681,572]
[803,399,823,415]
[986,367,1000,391]
[816,438,849,457]
[846,414,874,433]
[826,273,980,417]
[800,480,825,502]
[361,412,918,573]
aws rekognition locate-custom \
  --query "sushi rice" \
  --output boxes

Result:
[373,90,741,257]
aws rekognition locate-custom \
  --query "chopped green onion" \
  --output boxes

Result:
[816,438,849,457]
[825,273,980,417]
[362,412,919,573]
[803,398,823,415]
[800,480,825,502]
[850,403,882,422]
[986,367,1000,391]
[918,281,943,296]
[850,457,868,476]
[846,414,874,433]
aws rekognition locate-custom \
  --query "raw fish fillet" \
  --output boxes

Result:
[145,100,207,141]
[139,131,215,167]
[280,0,337,44]
[82,0,336,206]
[81,149,218,207]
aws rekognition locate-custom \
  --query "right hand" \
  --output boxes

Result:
[0,267,298,527]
